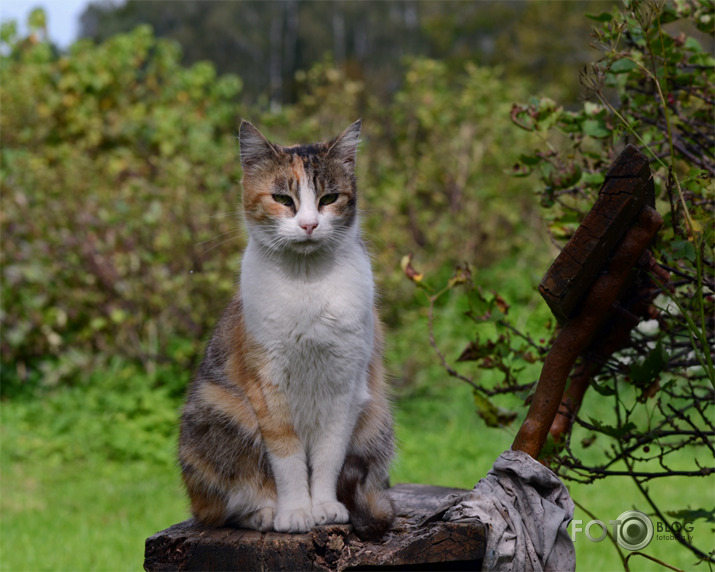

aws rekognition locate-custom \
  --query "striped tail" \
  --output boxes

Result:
[338,454,395,540]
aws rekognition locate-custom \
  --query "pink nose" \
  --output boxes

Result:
[301,221,318,235]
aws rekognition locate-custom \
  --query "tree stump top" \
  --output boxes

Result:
[144,483,485,571]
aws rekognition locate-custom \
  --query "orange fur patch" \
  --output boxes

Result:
[197,382,259,434]
[242,177,275,223]
[225,317,302,459]
[185,481,226,525]
[291,155,306,186]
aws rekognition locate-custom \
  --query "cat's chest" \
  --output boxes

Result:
[240,248,374,350]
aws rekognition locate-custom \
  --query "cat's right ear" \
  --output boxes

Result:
[239,120,278,171]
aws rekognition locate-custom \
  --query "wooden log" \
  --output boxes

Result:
[144,484,485,572]
[538,144,655,323]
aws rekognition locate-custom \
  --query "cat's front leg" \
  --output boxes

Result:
[270,452,316,533]
[308,401,356,526]
[256,376,316,533]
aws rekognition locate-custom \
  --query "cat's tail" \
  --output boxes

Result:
[338,454,395,541]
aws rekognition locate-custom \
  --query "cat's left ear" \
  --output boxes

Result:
[327,119,361,172]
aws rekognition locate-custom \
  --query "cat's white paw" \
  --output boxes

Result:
[274,507,315,533]
[312,500,349,526]
[243,506,276,532]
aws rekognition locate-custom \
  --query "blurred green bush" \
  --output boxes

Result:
[1,25,244,390]
[1,18,543,393]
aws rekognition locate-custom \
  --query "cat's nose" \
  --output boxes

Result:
[300,221,318,235]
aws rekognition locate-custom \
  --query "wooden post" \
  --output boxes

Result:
[144,484,485,571]
[538,145,655,323]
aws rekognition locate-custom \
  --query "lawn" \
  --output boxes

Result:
[2,367,711,571]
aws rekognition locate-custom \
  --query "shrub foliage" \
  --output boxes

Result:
[414,0,713,563]
[1,25,244,388]
[1,20,540,390]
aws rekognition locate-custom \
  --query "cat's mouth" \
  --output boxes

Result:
[289,236,323,253]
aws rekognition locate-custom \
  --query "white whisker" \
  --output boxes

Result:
[196,229,243,247]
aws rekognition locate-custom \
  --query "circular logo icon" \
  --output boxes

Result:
[615,510,654,551]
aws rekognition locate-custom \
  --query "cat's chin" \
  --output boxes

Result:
[284,238,327,255]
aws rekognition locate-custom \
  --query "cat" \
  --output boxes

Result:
[178,120,395,541]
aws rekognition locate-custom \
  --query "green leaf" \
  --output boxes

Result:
[582,118,611,138]
[581,171,605,186]
[465,288,491,321]
[518,153,543,167]
[658,4,680,25]
[588,418,637,439]
[473,390,517,428]
[610,58,638,74]
[683,37,703,53]
[629,342,668,386]
[591,380,616,396]
[539,432,564,459]
[666,508,715,524]
[671,240,696,262]
[586,12,613,22]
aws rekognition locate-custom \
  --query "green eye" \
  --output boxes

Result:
[319,193,339,206]
[272,194,294,207]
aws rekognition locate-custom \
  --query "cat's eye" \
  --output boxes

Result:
[319,193,339,206]
[272,194,294,207]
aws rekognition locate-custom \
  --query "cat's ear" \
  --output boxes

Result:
[327,119,361,172]
[239,120,278,171]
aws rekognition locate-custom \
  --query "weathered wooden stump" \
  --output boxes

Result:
[144,483,485,571]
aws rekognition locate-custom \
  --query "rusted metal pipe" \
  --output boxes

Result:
[548,260,668,445]
[512,205,664,459]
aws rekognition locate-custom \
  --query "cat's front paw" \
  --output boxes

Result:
[274,507,315,533]
[312,500,349,526]
[243,506,276,532]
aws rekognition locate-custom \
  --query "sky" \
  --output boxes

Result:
[0,0,95,48]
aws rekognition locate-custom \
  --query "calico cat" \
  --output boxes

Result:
[178,120,395,540]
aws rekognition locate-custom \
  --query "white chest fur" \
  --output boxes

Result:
[240,237,375,427]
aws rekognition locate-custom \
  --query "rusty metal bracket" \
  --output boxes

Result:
[512,146,664,459]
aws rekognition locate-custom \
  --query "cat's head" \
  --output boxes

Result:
[239,120,361,255]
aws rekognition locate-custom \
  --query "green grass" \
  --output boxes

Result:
[391,380,515,489]
[1,459,185,571]
[1,315,712,571]
[568,476,714,571]
[0,361,189,571]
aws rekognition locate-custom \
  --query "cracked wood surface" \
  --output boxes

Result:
[538,144,655,323]
[144,483,485,571]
